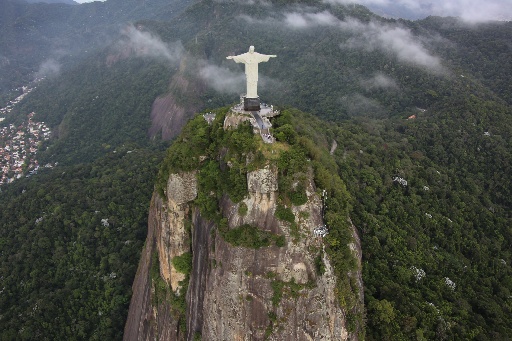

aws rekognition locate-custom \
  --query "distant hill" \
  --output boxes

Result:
[365,1,512,22]
[0,0,194,102]
[22,0,77,5]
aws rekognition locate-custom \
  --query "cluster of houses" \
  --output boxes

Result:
[0,112,51,185]
[0,83,39,117]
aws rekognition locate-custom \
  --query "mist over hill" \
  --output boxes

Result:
[22,0,77,5]
[0,0,193,102]
[341,0,512,22]
[0,0,511,339]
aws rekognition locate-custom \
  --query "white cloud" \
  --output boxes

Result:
[325,0,512,22]
[346,21,443,71]
[198,59,281,95]
[341,93,385,116]
[75,0,106,3]
[284,11,339,28]
[117,25,184,64]
[277,11,443,72]
[360,73,398,90]
[215,0,272,5]
[324,0,421,10]
[35,58,61,79]
[198,62,245,94]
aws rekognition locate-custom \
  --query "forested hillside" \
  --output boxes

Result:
[0,0,511,339]
[0,0,193,102]
[0,147,163,340]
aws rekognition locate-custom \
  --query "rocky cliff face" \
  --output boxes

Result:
[124,164,362,340]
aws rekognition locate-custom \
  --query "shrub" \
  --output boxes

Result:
[289,184,308,206]
[172,252,193,275]
[238,202,248,215]
[274,235,286,247]
[222,224,271,249]
[275,205,295,223]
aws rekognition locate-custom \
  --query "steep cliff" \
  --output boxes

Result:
[124,107,363,340]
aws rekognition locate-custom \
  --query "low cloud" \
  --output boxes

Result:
[118,24,184,64]
[198,63,246,94]
[279,11,443,72]
[215,0,272,5]
[341,20,443,72]
[284,11,339,28]
[198,60,281,95]
[360,73,398,90]
[325,0,512,22]
[341,93,385,116]
[35,58,61,79]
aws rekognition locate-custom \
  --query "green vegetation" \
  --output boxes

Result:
[157,108,257,205]
[269,102,512,338]
[2,0,512,339]
[219,224,284,249]
[150,251,188,333]
[0,147,163,340]
[274,204,295,223]
[328,99,512,339]
[172,252,193,275]
[270,277,308,307]
[150,251,170,306]
[314,254,326,276]
[238,202,248,216]
[16,56,171,166]
[272,109,359,317]
[289,184,308,206]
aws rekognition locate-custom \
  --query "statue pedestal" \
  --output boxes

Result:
[244,97,260,111]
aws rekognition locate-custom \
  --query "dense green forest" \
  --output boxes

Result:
[0,147,163,340]
[253,102,512,339]
[0,22,173,339]
[0,0,511,339]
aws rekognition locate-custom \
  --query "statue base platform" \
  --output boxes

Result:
[244,97,260,111]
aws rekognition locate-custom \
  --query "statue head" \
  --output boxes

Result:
[249,46,255,53]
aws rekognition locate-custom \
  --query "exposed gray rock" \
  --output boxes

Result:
[125,165,360,341]
[167,171,197,205]
[247,165,278,193]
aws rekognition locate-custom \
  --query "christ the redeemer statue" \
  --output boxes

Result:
[227,46,276,100]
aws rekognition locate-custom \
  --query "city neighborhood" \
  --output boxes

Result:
[0,82,52,185]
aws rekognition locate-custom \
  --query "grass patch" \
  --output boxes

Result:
[257,139,290,160]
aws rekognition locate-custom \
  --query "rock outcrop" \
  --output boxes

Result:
[124,165,361,340]
[124,108,362,341]
[123,193,181,341]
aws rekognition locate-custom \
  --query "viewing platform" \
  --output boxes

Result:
[224,99,280,144]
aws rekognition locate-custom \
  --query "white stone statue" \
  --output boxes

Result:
[227,46,276,98]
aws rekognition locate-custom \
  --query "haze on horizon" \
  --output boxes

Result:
[328,0,512,22]
[70,0,512,22]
